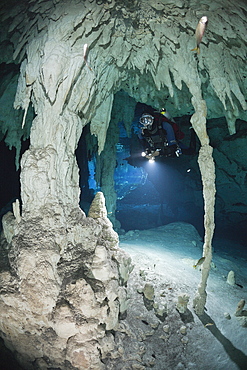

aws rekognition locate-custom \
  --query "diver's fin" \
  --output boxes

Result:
[190,47,200,54]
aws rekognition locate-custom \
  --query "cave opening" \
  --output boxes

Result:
[75,89,205,236]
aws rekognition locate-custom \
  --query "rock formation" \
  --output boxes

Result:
[0,191,132,368]
[0,0,246,367]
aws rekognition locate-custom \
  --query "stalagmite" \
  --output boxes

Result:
[12,199,21,223]
[227,270,236,286]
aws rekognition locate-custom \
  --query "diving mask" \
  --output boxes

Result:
[139,114,154,127]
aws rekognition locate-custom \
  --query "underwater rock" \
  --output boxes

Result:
[163,324,170,333]
[176,293,190,314]
[227,270,235,286]
[143,283,155,301]
[224,312,231,320]
[235,299,245,317]
[237,317,247,328]
[142,283,155,311]
[154,303,168,322]
[179,325,187,335]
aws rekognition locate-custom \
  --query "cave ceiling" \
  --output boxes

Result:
[0,0,246,156]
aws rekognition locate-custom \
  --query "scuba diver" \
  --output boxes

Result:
[138,107,196,161]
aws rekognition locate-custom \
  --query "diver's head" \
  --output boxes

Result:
[139,113,154,128]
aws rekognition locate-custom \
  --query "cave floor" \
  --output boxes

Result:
[112,222,247,370]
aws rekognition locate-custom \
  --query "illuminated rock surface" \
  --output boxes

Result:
[0,192,131,369]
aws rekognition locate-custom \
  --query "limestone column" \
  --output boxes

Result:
[190,97,216,316]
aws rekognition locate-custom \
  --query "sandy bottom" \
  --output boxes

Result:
[112,222,247,370]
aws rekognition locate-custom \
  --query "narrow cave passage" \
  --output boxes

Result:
[75,91,204,235]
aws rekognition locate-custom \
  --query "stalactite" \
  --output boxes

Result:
[90,94,114,154]
[94,92,136,229]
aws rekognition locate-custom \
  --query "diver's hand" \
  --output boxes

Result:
[145,150,160,159]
